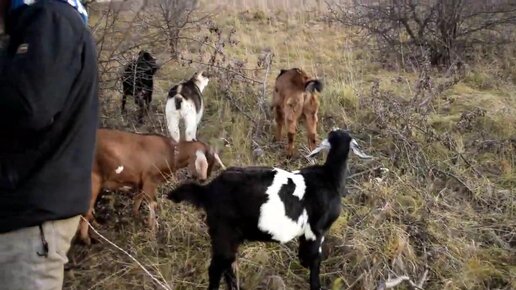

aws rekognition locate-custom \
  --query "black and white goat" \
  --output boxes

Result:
[165,71,210,142]
[166,129,372,290]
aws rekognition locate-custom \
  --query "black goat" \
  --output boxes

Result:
[121,50,159,124]
[167,129,372,290]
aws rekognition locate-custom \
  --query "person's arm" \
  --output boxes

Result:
[0,6,81,130]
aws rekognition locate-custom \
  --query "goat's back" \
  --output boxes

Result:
[94,129,175,181]
[121,58,156,95]
[190,166,273,210]
[273,68,321,108]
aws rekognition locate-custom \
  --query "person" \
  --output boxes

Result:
[0,0,98,288]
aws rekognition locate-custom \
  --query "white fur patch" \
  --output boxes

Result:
[194,150,207,175]
[319,236,325,254]
[258,168,316,243]
[194,74,209,92]
[115,166,124,174]
[165,97,200,142]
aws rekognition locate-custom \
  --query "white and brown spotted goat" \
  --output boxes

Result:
[78,128,225,245]
[166,71,210,143]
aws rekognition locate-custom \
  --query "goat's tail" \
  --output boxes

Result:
[174,95,183,110]
[305,79,323,93]
[167,182,207,209]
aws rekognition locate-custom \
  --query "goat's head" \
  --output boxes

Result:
[138,50,159,74]
[186,143,226,182]
[192,71,210,93]
[307,128,373,159]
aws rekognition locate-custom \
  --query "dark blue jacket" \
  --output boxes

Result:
[0,0,98,233]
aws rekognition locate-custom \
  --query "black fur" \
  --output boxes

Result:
[174,97,182,110]
[278,178,304,220]
[167,129,357,290]
[305,79,323,93]
[168,183,206,208]
[167,77,203,113]
[121,50,159,124]
[277,68,288,78]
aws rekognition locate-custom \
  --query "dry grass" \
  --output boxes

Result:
[64,3,516,290]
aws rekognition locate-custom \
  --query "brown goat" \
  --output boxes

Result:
[78,128,225,245]
[272,68,323,157]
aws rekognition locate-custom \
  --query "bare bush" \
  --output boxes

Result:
[327,0,516,66]
[138,0,211,59]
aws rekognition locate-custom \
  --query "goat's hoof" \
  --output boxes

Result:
[286,151,298,160]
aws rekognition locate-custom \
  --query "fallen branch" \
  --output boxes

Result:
[347,166,385,180]
[377,275,424,290]
[80,217,172,290]
[431,167,474,194]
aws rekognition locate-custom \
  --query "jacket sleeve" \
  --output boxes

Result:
[0,6,82,130]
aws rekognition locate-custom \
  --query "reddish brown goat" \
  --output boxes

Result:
[271,68,323,157]
[78,128,225,245]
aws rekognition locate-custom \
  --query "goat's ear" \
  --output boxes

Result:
[195,70,204,78]
[194,150,209,180]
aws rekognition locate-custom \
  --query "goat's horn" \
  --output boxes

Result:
[214,153,226,170]
[307,139,331,158]
[350,139,373,159]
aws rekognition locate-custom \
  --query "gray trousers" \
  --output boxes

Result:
[0,216,80,290]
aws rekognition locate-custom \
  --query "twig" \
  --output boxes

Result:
[416,269,429,289]
[80,217,172,290]
[431,167,474,194]
[458,153,484,178]
[347,166,383,180]
[223,92,257,124]
[345,272,364,290]
[377,274,425,290]
[180,57,265,84]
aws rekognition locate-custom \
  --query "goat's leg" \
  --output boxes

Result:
[298,236,324,290]
[184,111,198,142]
[208,227,240,290]
[136,95,145,125]
[303,111,318,151]
[223,261,240,290]
[208,255,233,290]
[165,101,181,142]
[132,184,145,217]
[144,91,152,119]
[79,173,102,246]
[121,94,128,115]
[286,118,299,157]
[141,181,158,232]
[273,105,285,142]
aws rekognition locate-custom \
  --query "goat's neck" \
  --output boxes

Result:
[194,80,207,93]
[161,145,177,173]
[174,145,197,171]
[175,154,190,170]
[324,149,350,194]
